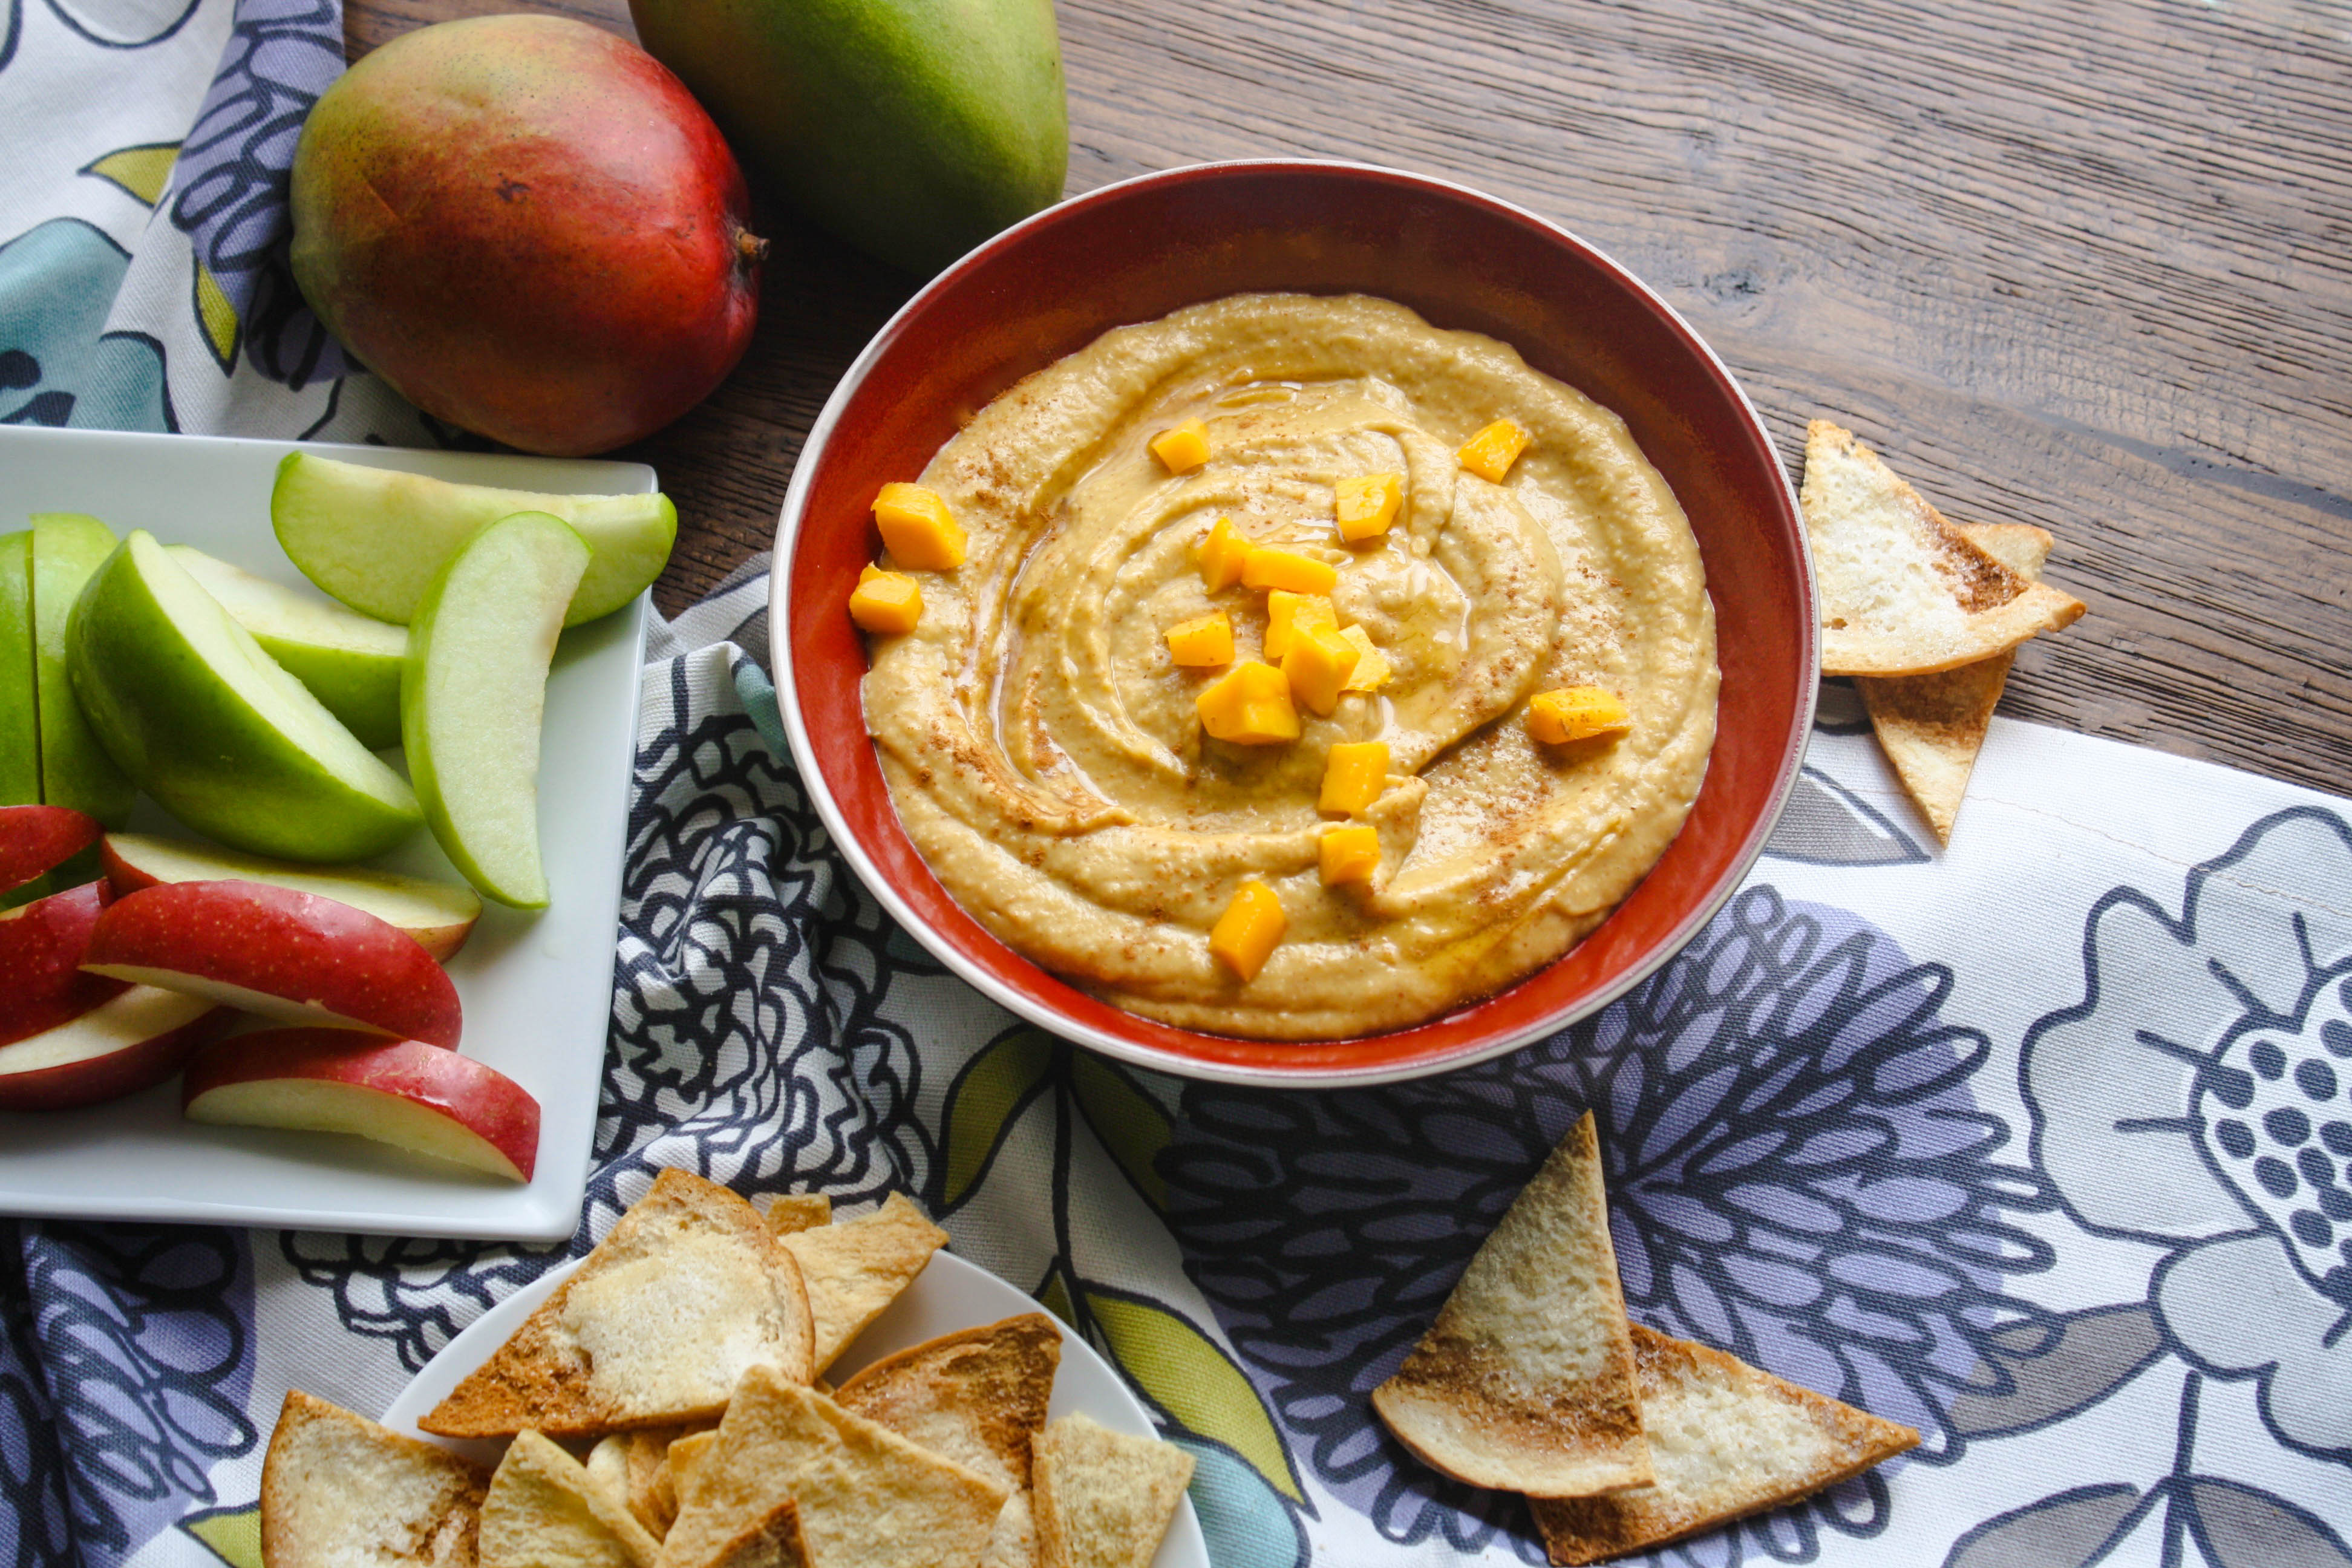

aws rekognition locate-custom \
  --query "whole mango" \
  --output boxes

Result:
[289,16,766,456]
[626,0,1066,277]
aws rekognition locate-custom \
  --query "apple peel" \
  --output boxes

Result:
[0,985,226,1111]
[102,832,481,961]
[0,805,103,895]
[82,880,462,1046]
[183,1030,539,1182]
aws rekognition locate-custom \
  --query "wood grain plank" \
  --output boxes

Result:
[340,0,2352,794]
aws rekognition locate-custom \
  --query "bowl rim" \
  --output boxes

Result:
[770,156,1818,1088]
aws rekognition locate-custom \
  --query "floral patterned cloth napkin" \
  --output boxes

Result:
[6,4,2352,1567]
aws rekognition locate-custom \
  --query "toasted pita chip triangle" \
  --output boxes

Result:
[1803,421,2082,676]
[834,1312,1062,1493]
[702,1497,812,1568]
[1031,1413,1195,1568]
[662,1429,720,1519]
[662,1365,1007,1568]
[765,1193,834,1237]
[1372,1112,1650,1497]
[591,1428,696,1541]
[261,1390,489,1568]
[481,1430,664,1568]
[1529,1325,1918,1565]
[781,1192,950,1374]
[1855,521,2054,843]
[423,1170,815,1440]
[980,1489,1039,1568]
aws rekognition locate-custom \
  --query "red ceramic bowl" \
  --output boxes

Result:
[772,160,1815,1086]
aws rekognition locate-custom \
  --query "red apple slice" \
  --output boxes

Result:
[0,985,226,1111]
[102,833,482,960]
[0,806,102,894]
[0,880,116,1039]
[183,1030,538,1181]
[82,880,462,1046]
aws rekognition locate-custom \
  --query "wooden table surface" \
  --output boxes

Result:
[350,0,2352,798]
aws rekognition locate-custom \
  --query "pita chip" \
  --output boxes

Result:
[661,1365,1007,1568]
[1529,1325,1919,1565]
[781,1191,950,1374]
[837,1313,1062,1568]
[662,1429,720,1517]
[979,1489,1040,1568]
[701,1498,812,1568]
[1855,522,2056,844]
[1371,1112,1650,1498]
[1031,1413,1195,1568]
[590,1428,696,1540]
[480,1430,664,1568]
[1802,420,2082,676]
[834,1313,1062,1493]
[765,1192,834,1238]
[423,1170,816,1439]
[261,1390,489,1568]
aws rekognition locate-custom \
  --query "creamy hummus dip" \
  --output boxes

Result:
[861,293,1718,1039]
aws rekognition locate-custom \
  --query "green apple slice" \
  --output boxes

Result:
[30,514,136,828]
[67,531,422,862]
[273,451,673,627]
[0,531,36,808]
[402,511,591,908]
[169,544,408,749]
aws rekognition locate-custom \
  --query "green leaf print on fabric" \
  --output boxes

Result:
[178,1502,261,1568]
[0,218,169,431]
[941,1026,1054,1207]
[1085,1286,1304,1503]
[1070,1051,1170,1207]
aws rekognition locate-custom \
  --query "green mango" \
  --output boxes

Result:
[627,0,1067,277]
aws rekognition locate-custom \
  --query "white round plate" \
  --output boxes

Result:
[381,1248,1209,1567]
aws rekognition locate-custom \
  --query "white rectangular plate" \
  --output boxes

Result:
[0,424,647,1241]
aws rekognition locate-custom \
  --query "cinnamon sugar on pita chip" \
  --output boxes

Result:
[1802,421,2082,676]
[480,1429,664,1568]
[834,1313,1061,1494]
[779,1192,950,1376]
[1856,522,2056,843]
[1371,1112,1650,1498]
[700,1497,812,1568]
[1527,1325,1919,1566]
[835,1313,1062,1568]
[261,1390,489,1568]
[421,1169,815,1440]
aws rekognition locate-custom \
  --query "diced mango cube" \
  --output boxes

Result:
[1197,662,1300,744]
[1339,626,1391,691]
[1458,419,1530,483]
[848,569,923,633]
[1318,740,1389,815]
[1197,517,1253,590]
[1165,612,1234,667]
[1527,685,1632,745]
[1263,591,1338,662]
[1209,878,1286,981]
[872,483,967,570]
[1334,472,1402,543]
[1319,825,1381,886]
[1241,547,1339,595]
[1282,623,1361,717]
[1151,418,1211,474]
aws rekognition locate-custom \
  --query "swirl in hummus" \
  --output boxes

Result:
[860,293,1719,1040]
